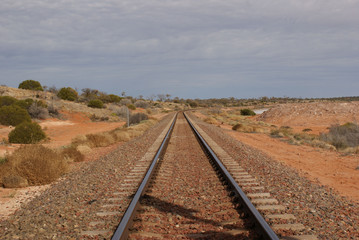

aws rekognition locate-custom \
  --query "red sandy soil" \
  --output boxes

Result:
[194,102,359,203]
[0,111,125,155]
[223,125,359,203]
[0,111,125,220]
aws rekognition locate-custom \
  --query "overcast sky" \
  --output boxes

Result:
[1,0,358,99]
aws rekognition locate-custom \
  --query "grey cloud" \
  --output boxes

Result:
[1,0,359,98]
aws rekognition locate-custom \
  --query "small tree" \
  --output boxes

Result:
[8,121,46,144]
[18,80,44,91]
[57,87,78,101]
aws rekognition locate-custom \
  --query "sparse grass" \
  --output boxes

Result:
[270,126,293,138]
[200,108,342,152]
[69,118,157,151]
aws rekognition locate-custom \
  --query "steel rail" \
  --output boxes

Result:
[111,113,177,240]
[184,112,279,240]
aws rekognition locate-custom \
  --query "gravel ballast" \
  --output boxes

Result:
[190,113,359,239]
[0,114,174,239]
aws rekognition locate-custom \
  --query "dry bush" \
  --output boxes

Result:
[86,132,115,148]
[76,145,92,155]
[68,119,156,152]
[4,145,68,185]
[61,146,85,162]
[129,113,148,125]
[48,104,61,118]
[270,126,293,138]
[320,122,359,150]
[120,99,131,106]
[204,117,219,125]
[310,140,336,150]
[71,135,88,146]
[28,102,49,119]
[115,106,129,118]
[232,123,256,133]
[134,100,149,109]
[2,175,28,188]
[90,114,109,122]
[110,129,131,142]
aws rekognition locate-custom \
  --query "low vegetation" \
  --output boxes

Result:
[88,99,104,108]
[0,105,31,126]
[130,113,148,125]
[320,123,359,152]
[1,145,68,186]
[28,101,49,119]
[8,122,47,144]
[200,108,340,151]
[240,108,256,116]
[61,146,85,163]
[128,104,136,110]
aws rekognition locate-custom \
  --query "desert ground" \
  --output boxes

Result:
[194,101,359,203]
[1,100,359,221]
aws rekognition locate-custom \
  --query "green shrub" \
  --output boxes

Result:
[128,104,136,110]
[240,108,256,116]
[18,80,43,91]
[0,96,18,107]
[320,122,359,149]
[129,113,148,125]
[108,94,122,103]
[14,98,34,110]
[8,122,46,144]
[0,105,31,126]
[88,99,104,108]
[57,87,78,101]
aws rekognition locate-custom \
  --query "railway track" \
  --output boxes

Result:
[106,112,316,240]
[79,112,317,239]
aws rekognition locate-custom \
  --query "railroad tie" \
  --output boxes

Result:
[186,114,318,239]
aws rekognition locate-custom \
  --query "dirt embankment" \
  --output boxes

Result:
[257,101,359,134]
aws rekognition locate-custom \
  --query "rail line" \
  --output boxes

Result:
[109,112,315,240]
